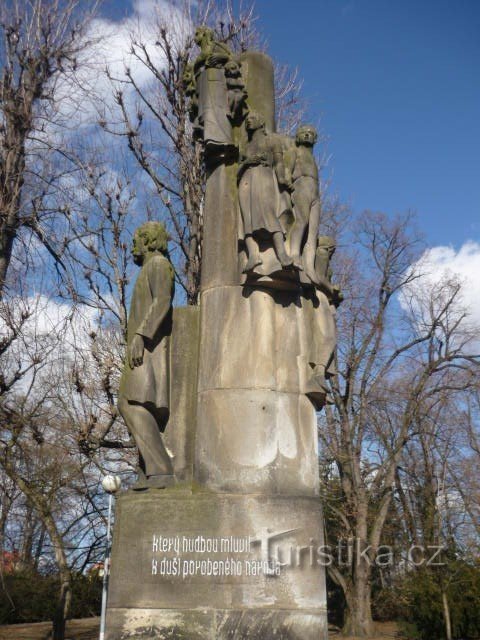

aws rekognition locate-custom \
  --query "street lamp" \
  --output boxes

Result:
[99,474,121,640]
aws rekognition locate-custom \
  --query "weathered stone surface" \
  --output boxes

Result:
[195,389,318,495]
[200,163,240,291]
[197,286,302,394]
[195,285,335,493]
[240,51,275,134]
[106,491,327,639]
[163,306,199,482]
[106,607,211,640]
[106,608,327,639]
[216,609,328,639]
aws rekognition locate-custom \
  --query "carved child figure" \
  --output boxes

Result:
[304,236,342,409]
[182,62,200,139]
[224,59,247,123]
[118,222,175,490]
[314,235,343,306]
[285,124,322,278]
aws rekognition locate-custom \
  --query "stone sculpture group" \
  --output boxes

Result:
[118,28,342,492]
[108,25,341,640]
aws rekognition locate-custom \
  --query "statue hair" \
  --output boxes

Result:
[135,221,169,254]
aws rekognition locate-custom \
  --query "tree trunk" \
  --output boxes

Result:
[0,229,15,298]
[442,589,452,640]
[342,535,374,637]
[342,576,374,636]
[43,514,72,640]
[6,470,72,640]
[52,571,72,640]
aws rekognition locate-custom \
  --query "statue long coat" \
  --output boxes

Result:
[119,254,174,409]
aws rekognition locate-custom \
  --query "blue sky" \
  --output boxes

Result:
[252,0,480,249]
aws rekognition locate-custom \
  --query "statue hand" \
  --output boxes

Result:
[250,153,267,165]
[332,286,344,307]
[129,334,144,368]
[278,175,293,190]
[206,52,227,67]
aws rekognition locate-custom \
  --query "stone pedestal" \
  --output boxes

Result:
[106,491,328,640]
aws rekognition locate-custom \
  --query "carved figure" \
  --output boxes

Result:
[118,222,175,489]
[225,59,247,123]
[314,235,343,306]
[182,62,201,139]
[193,26,235,158]
[285,124,321,280]
[238,112,293,272]
[304,236,340,409]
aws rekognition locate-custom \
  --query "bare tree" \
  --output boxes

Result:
[319,210,480,636]
[393,386,480,640]
[0,0,98,296]
[0,291,127,638]
[446,387,480,544]
[55,159,142,457]
[0,296,74,638]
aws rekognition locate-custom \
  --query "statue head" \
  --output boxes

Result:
[317,235,336,255]
[194,25,214,47]
[296,124,318,147]
[132,222,169,266]
[225,59,240,76]
[245,111,265,133]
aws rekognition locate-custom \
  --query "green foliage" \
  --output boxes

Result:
[372,585,405,622]
[69,573,103,620]
[391,561,480,640]
[0,570,101,624]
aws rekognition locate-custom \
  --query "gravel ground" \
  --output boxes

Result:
[0,617,99,640]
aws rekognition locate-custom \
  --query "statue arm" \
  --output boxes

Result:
[272,147,287,186]
[207,41,232,67]
[282,147,296,189]
[135,257,174,341]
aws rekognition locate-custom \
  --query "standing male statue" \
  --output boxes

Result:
[285,124,322,281]
[118,221,175,489]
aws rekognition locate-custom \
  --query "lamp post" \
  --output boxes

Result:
[99,474,121,640]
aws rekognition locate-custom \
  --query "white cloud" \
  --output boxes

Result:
[0,296,101,396]
[50,0,191,133]
[400,241,480,338]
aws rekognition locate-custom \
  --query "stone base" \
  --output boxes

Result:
[105,490,328,639]
[106,607,327,639]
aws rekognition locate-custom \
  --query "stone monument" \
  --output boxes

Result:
[105,27,342,640]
